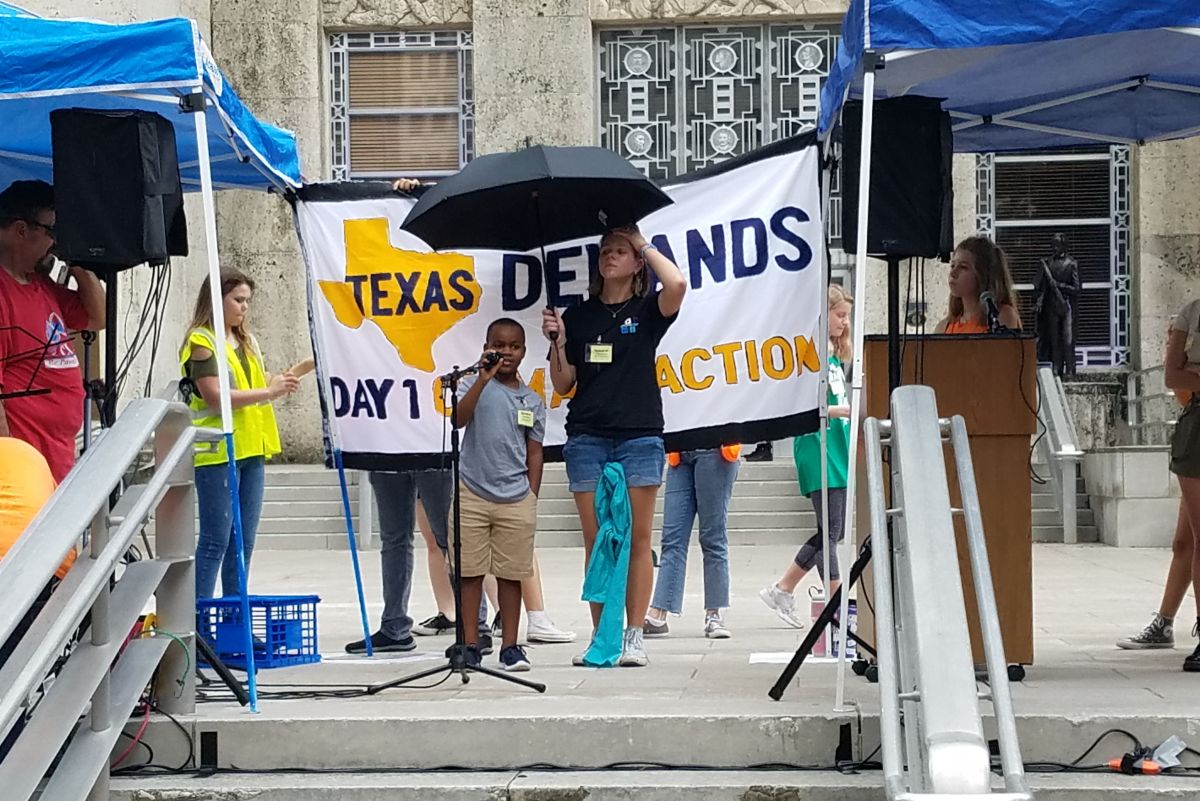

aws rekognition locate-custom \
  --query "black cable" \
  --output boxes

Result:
[1006,328,1048,485]
[195,671,456,702]
[142,262,171,397]
[1067,728,1141,767]
[900,257,913,377]
[148,699,195,772]
[111,759,876,779]
[115,724,155,768]
[918,258,927,384]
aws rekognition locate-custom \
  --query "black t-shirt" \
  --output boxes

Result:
[562,290,677,439]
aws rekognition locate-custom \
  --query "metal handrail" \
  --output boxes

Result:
[1035,367,1083,543]
[1126,364,1177,445]
[865,386,1030,800]
[0,397,198,801]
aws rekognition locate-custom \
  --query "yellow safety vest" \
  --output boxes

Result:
[179,328,282,467]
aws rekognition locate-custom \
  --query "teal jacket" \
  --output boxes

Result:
[580,462,631,667]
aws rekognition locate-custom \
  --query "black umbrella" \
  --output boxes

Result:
[401,145,672,252]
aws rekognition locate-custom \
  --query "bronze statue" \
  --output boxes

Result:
[1035,233,1080,377]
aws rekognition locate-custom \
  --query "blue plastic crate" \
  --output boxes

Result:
[197,595,321,670]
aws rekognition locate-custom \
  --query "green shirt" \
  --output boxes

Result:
[793,355,850,495]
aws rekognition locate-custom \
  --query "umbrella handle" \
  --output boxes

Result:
[534,194,559,342]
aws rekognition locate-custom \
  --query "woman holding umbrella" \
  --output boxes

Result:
[542,226,687,667]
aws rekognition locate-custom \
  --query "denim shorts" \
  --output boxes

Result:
[562,434,665,493]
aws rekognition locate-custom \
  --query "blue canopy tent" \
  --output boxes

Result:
[810,0,1200,764]
[0,6,304,710]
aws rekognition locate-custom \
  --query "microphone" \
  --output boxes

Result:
[979,291,1003,334]
[437,352,502,385]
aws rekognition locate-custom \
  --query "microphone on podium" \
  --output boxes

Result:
[979,291,1004,334]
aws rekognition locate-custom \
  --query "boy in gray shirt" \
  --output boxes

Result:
[455,318,546,671]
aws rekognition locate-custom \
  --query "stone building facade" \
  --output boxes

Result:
[19,0,1200,457]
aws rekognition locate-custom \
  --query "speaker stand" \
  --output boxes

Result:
[102,275,118,428]
[886,255,902,395]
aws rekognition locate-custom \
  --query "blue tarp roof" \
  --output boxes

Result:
[0,9,301,190]
[819,0,1200,151]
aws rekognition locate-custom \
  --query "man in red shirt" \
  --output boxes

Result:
[0,180,105,482]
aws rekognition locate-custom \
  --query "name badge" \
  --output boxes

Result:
[517,409,535,427]
[586,343,613,364]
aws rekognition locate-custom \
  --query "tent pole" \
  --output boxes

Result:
[838,56,879,708]
[290,200,376,657]
[191,87,260,711]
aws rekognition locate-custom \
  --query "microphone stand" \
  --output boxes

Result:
[367,362,545,695]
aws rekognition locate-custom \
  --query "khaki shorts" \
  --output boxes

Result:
[450,482,537,580]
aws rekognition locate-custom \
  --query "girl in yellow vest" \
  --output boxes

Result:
[180,270,297,599]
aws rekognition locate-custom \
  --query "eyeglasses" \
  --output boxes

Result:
[23,219,55,237]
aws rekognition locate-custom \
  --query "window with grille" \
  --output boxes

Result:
[330,31,473,181]
[976,148,1131,368]
[597,23,844,251]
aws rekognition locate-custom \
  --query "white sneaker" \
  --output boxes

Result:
[759,585,806,629]
[704,613,732,639]
[527,616,577,644]
[618,627,649,667]
[572,631,597,666]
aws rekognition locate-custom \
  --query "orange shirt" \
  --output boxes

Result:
[0,437,74,579]
[944,318,990,335]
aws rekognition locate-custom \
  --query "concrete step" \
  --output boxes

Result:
[111,770,1198,800]
[1032,508,1094,527]
[1031,492,1089,510]
[118,703,1199,797]
[263,485,360,503]
[252,527,816,551]
[249,463,1097,551]
[1033,525,1099,543]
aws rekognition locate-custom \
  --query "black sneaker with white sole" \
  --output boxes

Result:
[344,631,416,654]
[500,644,532,672]
[413,613,455,636]
[1116,613,1174,650]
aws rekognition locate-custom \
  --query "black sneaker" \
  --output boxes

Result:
[465,644,483,668]
[1185,621,1200,672]
[344,631,416,654]
[478,632,494,656]
[413,613,455,636]
[499,644,532,672]
[745,442,773,462]
[1184,643,1200,673]
[1116,613,1174,650]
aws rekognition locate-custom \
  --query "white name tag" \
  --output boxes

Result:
[586,343,613,364]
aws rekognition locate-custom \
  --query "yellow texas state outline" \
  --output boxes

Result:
[318,218,480,372]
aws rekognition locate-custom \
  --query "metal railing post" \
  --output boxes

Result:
[1127,371,1140,444]
[87,507,111,801]
[153,407,198,715]
[357,470,374,551]
[1061,458,1078,544]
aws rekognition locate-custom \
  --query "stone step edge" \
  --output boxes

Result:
[108,770,1198,798]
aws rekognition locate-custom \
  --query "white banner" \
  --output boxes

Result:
[294,137,825,469]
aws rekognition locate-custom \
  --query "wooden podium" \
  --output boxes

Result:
[857,334,1036,665]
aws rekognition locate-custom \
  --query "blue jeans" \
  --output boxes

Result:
[650,449,738,614]
[563,434,665,493]
[195,456,266,599]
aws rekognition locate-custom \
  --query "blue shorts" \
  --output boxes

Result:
[562,434,665,493]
